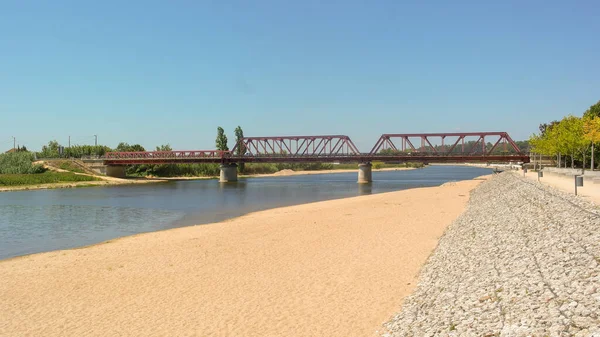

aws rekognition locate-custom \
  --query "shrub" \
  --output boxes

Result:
[0,152,46,174]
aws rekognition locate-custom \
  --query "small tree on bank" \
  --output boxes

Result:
[234,126,245,172]
[216,127,229,151]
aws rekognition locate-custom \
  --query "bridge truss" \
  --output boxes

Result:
[103,132,529,165]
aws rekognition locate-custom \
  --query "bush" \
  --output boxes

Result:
[0,172,100,186]
[0,152,46,174]
[126,163,222,177]
[36,141,111,159]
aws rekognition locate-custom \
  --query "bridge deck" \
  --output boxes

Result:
[103,154,529,165]
[102,132,530,165]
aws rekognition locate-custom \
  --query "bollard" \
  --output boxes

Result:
[523,167,527,176]
[575,175,584,196]
[538,171,543,182]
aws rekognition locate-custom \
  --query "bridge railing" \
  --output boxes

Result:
[104,150,230,160]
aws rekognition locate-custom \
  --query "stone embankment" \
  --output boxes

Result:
[382,173,600,336]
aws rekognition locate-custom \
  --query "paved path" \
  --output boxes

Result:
[523,170,600,205]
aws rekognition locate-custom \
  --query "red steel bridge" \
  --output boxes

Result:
[103,132,529,165]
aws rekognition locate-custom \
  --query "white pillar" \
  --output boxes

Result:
[357,162,372,184]
[219,164,238,182]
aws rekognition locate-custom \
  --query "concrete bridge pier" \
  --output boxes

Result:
[106,165,126,178]
[219,164,238,183]
[357,162,372,184]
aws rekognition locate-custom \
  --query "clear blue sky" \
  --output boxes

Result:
[1,1,599,152]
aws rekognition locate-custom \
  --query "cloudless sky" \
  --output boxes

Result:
[1,0,599,152]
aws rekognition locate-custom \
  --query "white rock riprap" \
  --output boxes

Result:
[382,172,600,336]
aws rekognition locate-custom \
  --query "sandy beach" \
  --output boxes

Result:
[0,176,485,337]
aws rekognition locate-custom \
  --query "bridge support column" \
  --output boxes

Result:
[357,162,372,184]
[219,164,238,183]
[106,165,126,178]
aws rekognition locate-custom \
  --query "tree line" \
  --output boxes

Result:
[529,100,600,169]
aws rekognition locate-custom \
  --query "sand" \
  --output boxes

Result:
[0,177,485,337]
[244,167,415,178]
[522,171,600,204]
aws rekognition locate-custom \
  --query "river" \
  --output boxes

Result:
[0,165,492,260]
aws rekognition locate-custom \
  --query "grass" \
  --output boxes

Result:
[56,161,86,173]
[0,172,101,186]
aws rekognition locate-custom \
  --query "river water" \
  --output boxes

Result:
[0,165,491,260]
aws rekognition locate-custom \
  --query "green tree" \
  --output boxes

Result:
[115,143,145,152]
[156,144,172,151]
[583,100,600,119]
[234,126,245,172]
[555,115,589,168]
[215,127,229,151]
[584,115,600,170]
[530,121,563,167]
[539,120,559,136]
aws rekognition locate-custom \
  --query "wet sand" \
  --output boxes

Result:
[0,176,486,337]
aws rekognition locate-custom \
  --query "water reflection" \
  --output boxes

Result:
[358,184,372,195]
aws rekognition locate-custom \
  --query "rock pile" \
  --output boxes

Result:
[382,172,600,336]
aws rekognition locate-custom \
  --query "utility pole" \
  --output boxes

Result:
[94,134,98,157]
[68,136,71,148]
[12,136,15,151]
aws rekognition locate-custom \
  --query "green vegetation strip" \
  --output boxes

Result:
[56,161,86,173]
[0,172,101,186]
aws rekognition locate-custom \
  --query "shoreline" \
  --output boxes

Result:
[0,166,418,192]
[0,175,486,337]
[0,176,169,193]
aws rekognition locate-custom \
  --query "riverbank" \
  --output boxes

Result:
[0,175,168,192]
[0,166,418,191]
[383,173,600,336]
[0,174,485,337]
